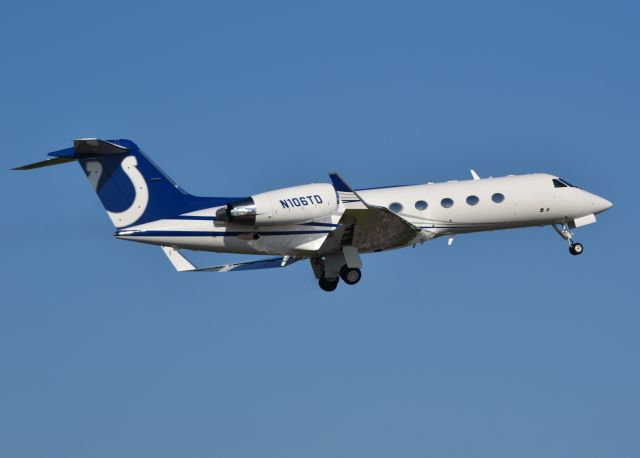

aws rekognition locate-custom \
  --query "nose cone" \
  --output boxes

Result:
[593,195,613,214]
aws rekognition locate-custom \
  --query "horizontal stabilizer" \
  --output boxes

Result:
[14,138,130,171]
[71,138,129,157]
[161,246,301,272]
[13,156,77,171]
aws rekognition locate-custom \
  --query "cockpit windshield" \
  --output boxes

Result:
[552,178,577,188]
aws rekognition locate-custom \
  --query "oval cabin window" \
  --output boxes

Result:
[492,193,505,203]
[441,198,454,208]
[389,202,403,213]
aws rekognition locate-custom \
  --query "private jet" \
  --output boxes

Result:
[15,139,613,291]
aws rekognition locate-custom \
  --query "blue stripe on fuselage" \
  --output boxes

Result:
[171,217,339,227]
[115,229,332,238]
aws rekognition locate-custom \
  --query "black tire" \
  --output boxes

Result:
[319,276,339,292]
[339,266,362,285]
[569,242,584,256]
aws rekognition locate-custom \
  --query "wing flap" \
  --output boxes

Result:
[343,207,424,252]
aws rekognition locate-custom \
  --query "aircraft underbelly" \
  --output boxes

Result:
[117,232,330,256]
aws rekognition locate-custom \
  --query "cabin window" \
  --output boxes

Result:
[415,200,428,210]
[389,202,403,213]
[466,195,479,206]
[492,193,505,203]
[441,198,454,208]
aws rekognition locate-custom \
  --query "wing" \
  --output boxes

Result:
[161,246,302,272]
[323,173,434,253]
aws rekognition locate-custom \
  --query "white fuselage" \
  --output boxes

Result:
[115,173,612,256]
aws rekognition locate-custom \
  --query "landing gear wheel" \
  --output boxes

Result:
[319,276,339,292]
[553,225,584,257]
[339,266,362,285]
[569,242,584,256]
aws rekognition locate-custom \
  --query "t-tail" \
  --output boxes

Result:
[13,138,230,228]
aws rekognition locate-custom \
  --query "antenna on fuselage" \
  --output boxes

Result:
[470,169,480,180]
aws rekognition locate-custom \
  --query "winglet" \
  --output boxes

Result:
[329,172,352,193]
[161,246,196,272]
[329,172,368,209]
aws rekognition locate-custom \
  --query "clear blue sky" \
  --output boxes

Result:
[1,1,638,457]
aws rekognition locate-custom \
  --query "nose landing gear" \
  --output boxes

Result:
[569,242,583,255]
[553,224,584,256]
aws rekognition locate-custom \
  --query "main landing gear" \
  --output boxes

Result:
[317,267,362,291]
[552,224,584,256]
[340,265,362,285]
[318,275,340,292]
[311,248,363,292]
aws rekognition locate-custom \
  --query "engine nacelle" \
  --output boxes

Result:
[216,183,338,227]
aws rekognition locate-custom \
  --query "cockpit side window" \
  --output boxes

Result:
[559,178,576,187]
[553,178,577,188]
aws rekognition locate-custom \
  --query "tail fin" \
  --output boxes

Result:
[14,138,229,228]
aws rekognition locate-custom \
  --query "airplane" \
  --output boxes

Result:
[14,138,613,291]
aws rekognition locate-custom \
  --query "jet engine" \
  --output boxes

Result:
[216,183,338,227]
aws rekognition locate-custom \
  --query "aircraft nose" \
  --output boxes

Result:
[593,195,613,214]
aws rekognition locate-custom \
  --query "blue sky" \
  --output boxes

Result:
[1,1,638,457]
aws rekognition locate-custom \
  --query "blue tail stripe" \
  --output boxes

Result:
[73,139,240,228]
